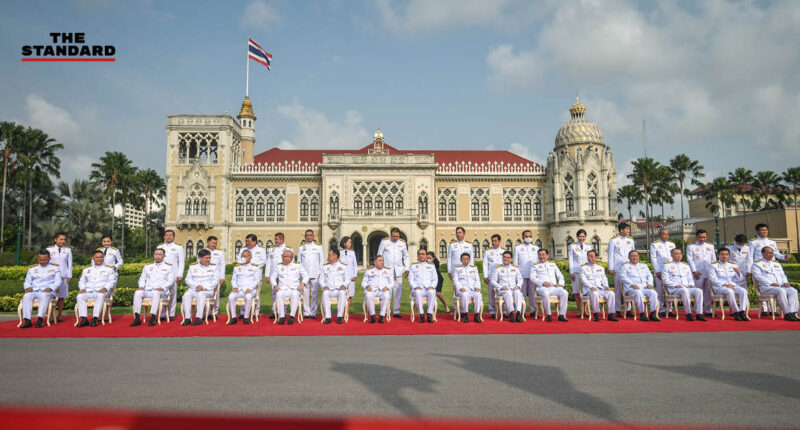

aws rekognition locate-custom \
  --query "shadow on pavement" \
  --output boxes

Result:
[331,362,437,416]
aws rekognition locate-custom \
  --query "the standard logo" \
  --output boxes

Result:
[21,32,116,62]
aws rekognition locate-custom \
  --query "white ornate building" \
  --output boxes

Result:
[164,97,617,267]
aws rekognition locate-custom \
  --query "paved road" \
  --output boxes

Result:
[2,331,799,427]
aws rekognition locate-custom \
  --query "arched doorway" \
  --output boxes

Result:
[351,232,363,266]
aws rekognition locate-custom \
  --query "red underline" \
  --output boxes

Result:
[21,58,115,62]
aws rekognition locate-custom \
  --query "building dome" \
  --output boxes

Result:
[554,97,603,147]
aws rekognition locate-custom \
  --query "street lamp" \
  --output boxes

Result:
[714,213,721,251]
[15,207,23,266]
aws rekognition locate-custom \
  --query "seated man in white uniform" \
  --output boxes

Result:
[20,250,62,329]
[320,247,349,324]
[270,249,308,325]
[182,249,221,326]
[619,250,660,322]
[751,246,799,321]
[362,255,393,323]
[580,250,619,322]
[490,250,524,322]
[131,249,175,327]
[531,249,568,322]
[76,250,117,327]
[452,252,483,323]
[409,248,438,323]
[708,248,750,321]
[228,249,261,325]
[663,248,706,321]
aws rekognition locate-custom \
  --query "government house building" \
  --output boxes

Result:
[164,97,619,268]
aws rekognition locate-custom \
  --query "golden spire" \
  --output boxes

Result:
[569,96,586,119]
[237,96,256,120]
[373,128,384,140]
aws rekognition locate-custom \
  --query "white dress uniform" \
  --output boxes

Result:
[237,244,267,266]
[341,248,358,298]
[568,243,589,295]
[663,261,704,315]
[607,235,635,313]
[687,241,716,313]
[206,247,226,314]
[362,266,394,316]
[452,264,482,315]
[747,236,789,313]
[270,262,309,319]
[376,237,410,315]
[513,242,539,313]
[751,258,798,314]
[46,244,72,299]
[320,261,349,319]
[707,261,749,313]
[229,262,261,319]
[490,263,524,314]
[447,240,474,275]
[156,241,185,318]
[21,263,61,320]
[265,244,291,310]
[649,239,675,306]
[727,243,752,283]
[408,261,438,315]
[76,263,117,318]
[619,262,659,314]
[531,261,568,316]
[133,261,175,315]
[298,241,325,317]
[482,247,505,315]
[97,246,123,270]
[182,262,220,320]
[580,263,616,314]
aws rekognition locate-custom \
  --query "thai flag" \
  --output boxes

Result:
[248,38,272,70]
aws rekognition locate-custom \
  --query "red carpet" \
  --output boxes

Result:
[2,310,797,338]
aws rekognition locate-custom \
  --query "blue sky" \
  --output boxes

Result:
[2,0,799,216]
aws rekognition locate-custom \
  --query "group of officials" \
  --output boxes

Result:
[18,222,799,329]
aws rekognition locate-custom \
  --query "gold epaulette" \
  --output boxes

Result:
[165,262,172,266]
[105,264,115,268]
[51,263,59,266]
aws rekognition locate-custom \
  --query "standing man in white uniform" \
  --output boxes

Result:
[181,249,220,326]
[687,230,716,316]
[377,227,409,318]
[47,232,72,322]
[751,246,799,321]
[513,229,539,318]
[580,250,619,322]
[482,234,505,318]
[205,235,226,317]
[447,226,474,278]
[708,248,750,321]
[20,250,61,328]
[568,229,589,317]
[98,235,123,271]
[228,249,260,324]
[619,250,660,321]
[131,249,175,327]
[663,248,706,321]
[76,250,117,327]
[157,230,184,319]
[650,227,676,317]
[271,249,308,325]
[339,236,359,302]
[362,255,393,323]
[320,247,349,324]
[531,249,568,322]
[608,222,635,317]
[452,253,483,323]
[298,229,325,319]
[490,251,524,322]
[266,232,290,318]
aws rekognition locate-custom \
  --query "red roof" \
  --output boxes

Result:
[253,143,539,168]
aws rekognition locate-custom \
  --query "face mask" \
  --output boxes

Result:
[426,258,433,263]
[524,237,533,244]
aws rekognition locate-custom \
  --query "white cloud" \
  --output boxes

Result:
[485,45,542,92]
[241,0,280,28]
[276,101,370,149]
[508,142,545,166]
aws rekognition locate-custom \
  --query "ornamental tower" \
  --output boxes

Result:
[237,96,256,165]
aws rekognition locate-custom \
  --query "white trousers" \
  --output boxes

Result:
[667,286,703,314]
[655,275,671,313]
[587,288,616,314]
[166,281,177,318]
[322,288,348,318]
[276,289,300,318]
[624,288,659,313]
[537,286,568,316]
[521,278,535,313]
[303,278,320,316]
[456,289,482,314]
[711,285,749,313]
[182,290,214,319]
[76,291,107,318]
[498,288,524,313]
[365,289,391,316]
[392,276,404,314]
[694,275,712,313]
[411,288,436,314]
[487,279,497,314]
[56,279,69,299]
[347,280,356,298]
[228,291,254,318]
[21,292,54,319]
[759,285,799,314]
[613,272,624,312]
[571,274,582,295]
[133,290,167,315]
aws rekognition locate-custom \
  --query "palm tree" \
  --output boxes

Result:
[728,168,754,235]
[616,185,642,222]
[669,154,705,251]
[654,166,678,225]
[16,128,63,249]
[90,152,137,254]
[751,171,781,228]
[783,167,800,255]
[0,121,24,252]
[702,177,735,242]
[136,169,166,255]
[628,157,663,248]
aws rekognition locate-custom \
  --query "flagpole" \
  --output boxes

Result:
[245,41,250,97]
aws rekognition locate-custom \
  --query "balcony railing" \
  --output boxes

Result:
[559,211,578,220]
[417,212,429,228]
[178,214,210,229]
[341,208,417,218]
[327,213,341,229]
[584,210,604,218]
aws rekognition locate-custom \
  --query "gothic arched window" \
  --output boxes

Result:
[185,240,194,260]
[472,239,481,259]
[439,239,447,258]
[418,192,429,215]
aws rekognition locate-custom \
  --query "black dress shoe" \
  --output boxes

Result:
[639,313,648,321]
[696,314,707,321]
[148,315,157,326]
[592,313,600,322]
[558,315,568,322]
[337,317,343,324]
[761,311,771,317]
[503,313,510,320]
[704,312,714,317]
[77,317,89,327]
[546,315,552,322]
[608,314,619,322]
[288,316,295,325]
[278,317,285,325]
[393,313,402,319]
[686,313,694,321]
[269,313,275,319]
[649,314,661,322]
[56,317,64,323]
[90,317,98,327]
[20,319,32,328]
[626,311,635,318]
[418,316,425,324]
[515,312,523,322]
[181,318,191,326]
[784,314,797,321]
[324,318,331,324]
[309,315,317,320]
[489,313,496,319]
[230,317,238,324]
[474,314,481,322]
[35,317,44,328]
[379,315,384,323]
[427,313,433,323]
[530,311,537,318]
[191,317,202,326]
[733,313,742,321]
[462,316,469,323]
[668,312,677,317]
[615,311,622,317]
[130,316,141,327]
[243,319,251,325]
[370,315,376,324]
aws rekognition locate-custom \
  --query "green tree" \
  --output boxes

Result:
[728,168,754,235]
[783,167,800,255]
[90,152,137,255]
[616,185,642,222]
[669,154,705,251]
[628,157,663,248]
[751,171,782,229]
[0,121,24,252]
[16,128,63,249]
[702,177,735,242]
[135,169,166,256]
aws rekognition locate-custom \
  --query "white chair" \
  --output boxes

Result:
[182,287,219,324]
[623,292,658,321]
[272,295,304,324]
[755,282,783,320]
[141,295,171,324]
[710,293,732,320]
[321,295,349,323]
[73,290,115,326]
[362,293,391,323]
[226,287,259,324]
[409,294,438,322]
[579,294,607,321]
[663,289,697,320]
[17,298,56,327]
[453,292,484,322]
[534,293,558,322]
